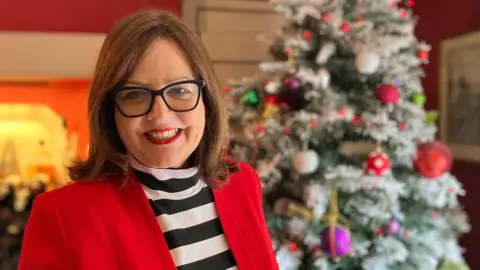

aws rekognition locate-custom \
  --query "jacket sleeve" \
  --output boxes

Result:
[18,194,75,270]
[244,163,279,269]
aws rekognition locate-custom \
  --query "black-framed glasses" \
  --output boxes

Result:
[110,79,205,117]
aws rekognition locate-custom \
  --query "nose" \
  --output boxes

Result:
[147,96,171,120]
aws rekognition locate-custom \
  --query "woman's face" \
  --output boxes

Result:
[114,38,205,168]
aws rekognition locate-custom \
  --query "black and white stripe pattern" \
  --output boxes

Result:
[130,158,238,270]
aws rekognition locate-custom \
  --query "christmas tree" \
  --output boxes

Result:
[0,174,48,270]
[224,0,471,269]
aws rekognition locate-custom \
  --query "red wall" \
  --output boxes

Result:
[414,0,480,267]
[0,0,180,32]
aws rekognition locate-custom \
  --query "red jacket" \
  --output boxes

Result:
[19,162,278,270]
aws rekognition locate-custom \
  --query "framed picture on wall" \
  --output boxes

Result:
[439,30,480,162]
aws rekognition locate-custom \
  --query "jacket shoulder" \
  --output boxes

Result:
[224,161,261,195]
[228,161,257,183]
[35,178,121,207]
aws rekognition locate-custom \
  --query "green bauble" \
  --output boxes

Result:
[425,110,438,125]
[411,92,426,106]
[241,89,260,107]
[438,259,470,270]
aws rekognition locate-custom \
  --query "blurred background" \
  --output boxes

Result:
[0,0,478,269]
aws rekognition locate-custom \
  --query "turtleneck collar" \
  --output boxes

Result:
[128,155,200,193]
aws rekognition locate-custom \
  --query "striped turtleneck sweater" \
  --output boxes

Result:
[130,158,238,270]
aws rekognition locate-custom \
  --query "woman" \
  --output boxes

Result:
[19,10,278,270]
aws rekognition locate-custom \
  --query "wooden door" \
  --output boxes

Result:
[182,0,283,87]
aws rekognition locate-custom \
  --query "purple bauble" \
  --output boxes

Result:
[320,225,351,258]
[280,74,307,110]
[383,220,401,236]
[283,74,302,91]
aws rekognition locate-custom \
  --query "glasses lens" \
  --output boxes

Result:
[163,82,200,111]
[115,88,151,116]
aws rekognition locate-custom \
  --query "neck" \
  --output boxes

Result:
[128,155,198,181]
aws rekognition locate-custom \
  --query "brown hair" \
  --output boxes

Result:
[69,10,238,188]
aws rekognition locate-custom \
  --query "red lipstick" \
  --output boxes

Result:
[145,128,182,145]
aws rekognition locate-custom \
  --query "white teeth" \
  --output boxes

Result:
[147,129,179,139]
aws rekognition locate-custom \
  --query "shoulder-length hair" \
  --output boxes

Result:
[69,10,238,188]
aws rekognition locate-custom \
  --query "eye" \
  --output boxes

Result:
[117,89,150,102]
[166,87,194,99]
[170,87,188,94]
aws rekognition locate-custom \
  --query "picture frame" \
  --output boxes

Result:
[439,30,480,162]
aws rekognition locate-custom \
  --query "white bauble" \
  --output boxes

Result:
[293,150,319,174]
[355,51,381,74]
[315,68,330,89]
[264,81,281,94]
[275,245,302,270]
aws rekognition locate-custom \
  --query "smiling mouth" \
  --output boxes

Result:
[144,128,183,145]
[146,128,180,140]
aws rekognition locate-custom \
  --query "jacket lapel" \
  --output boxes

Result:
[118,178,177,270]
[213,188,256,269]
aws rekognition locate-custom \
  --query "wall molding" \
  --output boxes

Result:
[0,31,105,78]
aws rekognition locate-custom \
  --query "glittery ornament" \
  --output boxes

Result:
[293,150,319,174]
[283,74,302,91]
[262,96,280,118]
[394,76,402,85]
[414,140,452,178]
[355,51,380,74]
[281,74,307,110]
[418,49,429,61]
[319,188,351,262]
[376,84,399,104]
[340,23,350,33]
[382,220,401,236]
[411,92,426,106]
[425,110,438,125]
[303,31,312,39]
[240,89,260,107]
[365,149,391,176]
[439,260,470,270]
[320,225,351,258]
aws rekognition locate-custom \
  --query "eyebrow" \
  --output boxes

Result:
[125,76,194,88]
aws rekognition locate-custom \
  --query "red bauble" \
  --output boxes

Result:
[414,140,452,178]
[365,149,391,176]
[288,242,298,251]
[376,84,400,104]
[304,31,312,39]
[418,50,429,61]
[341,23,350,33]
